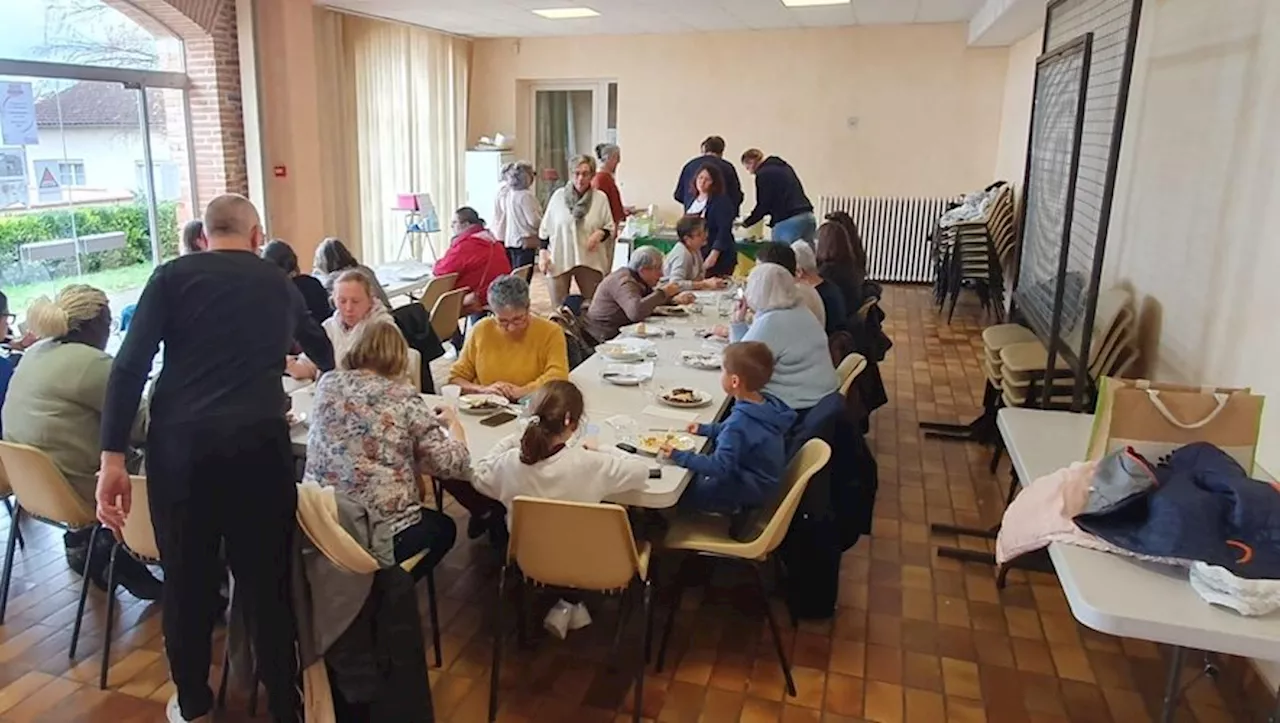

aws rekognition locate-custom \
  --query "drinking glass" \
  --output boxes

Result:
[441,384,461,410]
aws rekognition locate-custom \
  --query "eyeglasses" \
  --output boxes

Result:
[496,312,530,330]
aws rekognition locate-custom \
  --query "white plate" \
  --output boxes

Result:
[652,306,689,317]
[602,371,645,386]
[458,393,508,414]
[681,351,722,370]
[658,388,713,409]
[598,345,646,363]
[633,432,698,456]
[622,323,668,338]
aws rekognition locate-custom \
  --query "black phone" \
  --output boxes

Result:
[648,467,662,479]
[616,443,639,454]
[480,411,518,427]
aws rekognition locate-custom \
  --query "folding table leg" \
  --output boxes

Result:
[1159,645,1186,723]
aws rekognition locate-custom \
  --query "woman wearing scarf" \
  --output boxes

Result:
[285,268,394,382]
[493,161,543,272]
[2,284,160,599]
[538,154,615,307]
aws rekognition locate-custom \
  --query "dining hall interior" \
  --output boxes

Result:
[0,0,1277,721]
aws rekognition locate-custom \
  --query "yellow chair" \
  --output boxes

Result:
[0,461,25,552]
[97,476,161,689]
[510,264,533,283]
[489,497,653,722]
[418,273,457,316]
[430,287,469,343]
[0,441,100,658]
[836,352,868,398]
[654,439,832,697]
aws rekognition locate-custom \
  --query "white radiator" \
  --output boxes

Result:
[817,195,955,283]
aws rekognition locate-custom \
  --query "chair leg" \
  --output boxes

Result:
[0,505,22,625]
[655,556,691,673]
[99,543,120,689]
[1004,469,1020,508]
[514,572,528,649]
[425,566,443,667]
[611,583,634,658]
[3,499,23,551]
[634,579,652,723]
[70,523,102,658]
[217,635,231,709]
[433,478,444,513]
[753,562,796,697]
[488,565,507,723]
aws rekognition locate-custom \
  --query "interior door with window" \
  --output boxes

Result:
[531,81,617,207]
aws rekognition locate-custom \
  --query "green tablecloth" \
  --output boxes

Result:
[629,235,763,275]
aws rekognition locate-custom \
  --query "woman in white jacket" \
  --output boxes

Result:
[538,155,615,307]
[447,380,650,539]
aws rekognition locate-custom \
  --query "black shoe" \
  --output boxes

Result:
[467,513,491,540]
[105,554,164,601]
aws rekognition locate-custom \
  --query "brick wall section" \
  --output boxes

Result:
[106,0,247,212]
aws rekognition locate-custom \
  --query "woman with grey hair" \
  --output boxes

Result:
[539,155,614,307]
[726,262,837,410]
[793,239,847,334]
[448,274,569,401]
[585,245,694,342]
[592,143,632,270]
[493,161,543,273]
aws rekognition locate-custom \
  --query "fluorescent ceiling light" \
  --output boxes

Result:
[781,0,851,6]
[532,7,600,19]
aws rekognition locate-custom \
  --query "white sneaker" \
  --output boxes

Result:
[166,693,214,723]
[544,599,574,640]
[568,601,592,630]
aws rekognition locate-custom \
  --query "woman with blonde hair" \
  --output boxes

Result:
[538,154,615,306]
[286,268,393,381]
[304,319,469,578]
[2,285,158,598]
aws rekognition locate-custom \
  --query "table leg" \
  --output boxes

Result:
[1159,645,1186,723]
[1271,686,1280,723]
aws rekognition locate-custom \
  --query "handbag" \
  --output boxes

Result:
[1087,377,1264,471]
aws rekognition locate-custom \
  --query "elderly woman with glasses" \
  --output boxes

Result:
[538,154,615,307]
[723,262,837,411]
[447,274,569,401]
[585,245,695,342]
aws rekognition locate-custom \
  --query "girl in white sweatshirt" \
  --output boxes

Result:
[470,380,651,510]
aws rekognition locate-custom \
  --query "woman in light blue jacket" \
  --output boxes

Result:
[729,262,838,410]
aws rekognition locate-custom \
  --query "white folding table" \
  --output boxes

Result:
[998,407,1280,723]
[373,262,435,299]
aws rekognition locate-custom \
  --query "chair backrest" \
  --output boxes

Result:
[0,441,95,528]
[836,353,868,398]
[0,458,11,498]
[121,476,160,560]
[507,497,642,591]
[429,288,468,341]
[406,347,423,393]
[511,264,533,283]
[736,439,831,560]
[419,273,458,315]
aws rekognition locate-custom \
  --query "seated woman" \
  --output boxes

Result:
[287,269,392,381]
[816,221,864,314]
[442,380,650,539]
[728,263,838,412]
[263,239,330,325]
[433,207,513,346]
[313,236,392,310]
[448,274,568,401]
[585,246,694,342]
[754,242,825,330]
[662,216,728,291]
[1,285,159,599]
[792,240,847,334]
[304,319,470,578]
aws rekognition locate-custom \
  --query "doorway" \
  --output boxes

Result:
[529,80,617,206]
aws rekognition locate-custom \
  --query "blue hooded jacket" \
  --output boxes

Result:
[671,393,797,513]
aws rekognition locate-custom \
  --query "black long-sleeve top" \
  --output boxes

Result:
[674,155,744,213]
[742,156,812,228]
[101,250,335,453]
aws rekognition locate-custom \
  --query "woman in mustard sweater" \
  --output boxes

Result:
[447,274,569,400]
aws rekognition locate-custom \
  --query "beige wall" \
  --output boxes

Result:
[992,28,1042,191]
[470,24,1010,217]
[1097,0,1280,682]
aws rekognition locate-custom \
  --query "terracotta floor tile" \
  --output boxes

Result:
[947,696,989,723]
[900,620,939,656]
[905,688,946,723]
[941,658,983,701]
[829,640,866,678]
[972,632,1015,669]
[1011,638,1057,676]
[864,681,904,723]
[1004,608,1044,641]
[936,596,972,628]
[739,697,783,723]
[1048,646,1095,685]
[790,666,827,710]
[902,652,943,692]
[780,704,822,723]
[866,645,904,684]
[825,673,865,717]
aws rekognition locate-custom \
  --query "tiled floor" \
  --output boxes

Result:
[0,284,1273,722]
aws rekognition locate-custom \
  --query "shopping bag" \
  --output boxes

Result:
[1087,377,1264,471]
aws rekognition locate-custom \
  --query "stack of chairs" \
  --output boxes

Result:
[931,183,1017,323]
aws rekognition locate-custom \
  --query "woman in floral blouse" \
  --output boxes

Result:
[303,319,470,577]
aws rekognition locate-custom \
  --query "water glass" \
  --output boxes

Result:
[441,384,461,410]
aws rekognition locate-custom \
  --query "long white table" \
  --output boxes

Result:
[999,407,1280,721]
[290,299,735,509]
[373,262,435,299]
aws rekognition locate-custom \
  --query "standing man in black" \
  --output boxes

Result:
[96,194,334,723]
[674,135,744,215]
[740,148,816,244]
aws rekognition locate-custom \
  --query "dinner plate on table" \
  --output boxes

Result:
[680,351,722,370]
[652,305,690,317]
[633,432,698,456]
[658,387,713,409]
[621,323,669,339]
[598,339,655,363]
[602,370,645,386]
[458,393,509,415]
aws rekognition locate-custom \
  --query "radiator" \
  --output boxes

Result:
[816,195,955,283]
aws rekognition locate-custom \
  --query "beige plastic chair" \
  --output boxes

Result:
[489,497,653,722]
[405,348,423,393]
[0,461,25,553]
[510,264,533,283]
[430,288,469,343]
[654,438,831,697]
[96,476,160,689]
[0,441,99,658]
[836,353,868,398]
[418,273,457,316]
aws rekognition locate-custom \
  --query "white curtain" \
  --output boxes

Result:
[312,10,470,266]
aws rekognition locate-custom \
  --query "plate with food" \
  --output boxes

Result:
[458,393,509,414]
[597,343,646,363]
[634,432,698,456]
[622,322,669,338]
[680,351,722,370]
[652,305,690,317]
[659,387,714,408]
[602,370,645,386]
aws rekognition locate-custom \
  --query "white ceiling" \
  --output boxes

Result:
[319,0,988,38]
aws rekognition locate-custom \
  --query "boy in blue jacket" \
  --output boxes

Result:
[660,341,797,513]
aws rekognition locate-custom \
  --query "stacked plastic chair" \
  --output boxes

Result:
[932,183,1017,323]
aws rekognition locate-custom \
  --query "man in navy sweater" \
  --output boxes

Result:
[741,148,816,244]
[673,135,744,215]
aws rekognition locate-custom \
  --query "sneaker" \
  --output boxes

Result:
[166,693,214,722]
[568,602,592,631]
[544,599,573,640]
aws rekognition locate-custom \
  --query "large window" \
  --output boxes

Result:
[0,0,192,326]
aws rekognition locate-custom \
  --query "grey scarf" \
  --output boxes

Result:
[564,182,594,221]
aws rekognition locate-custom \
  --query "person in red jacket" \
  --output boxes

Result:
[435,207,513,311]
